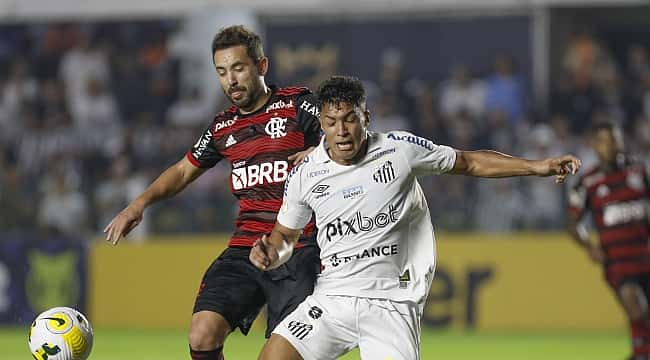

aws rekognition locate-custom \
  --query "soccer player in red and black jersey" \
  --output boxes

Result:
[104,25,321,360]
[568,122,650,360]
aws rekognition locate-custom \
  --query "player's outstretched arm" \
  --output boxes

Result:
[448,150,581,183]
[103,156,205,245]
[250,222,303,271]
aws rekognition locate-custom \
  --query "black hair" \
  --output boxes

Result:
[316,75,366,109]
[211,25,264,63]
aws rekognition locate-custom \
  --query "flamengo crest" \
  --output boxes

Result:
[265,117,288,139]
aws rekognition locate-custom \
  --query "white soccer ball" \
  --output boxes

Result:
[28,307,94,360]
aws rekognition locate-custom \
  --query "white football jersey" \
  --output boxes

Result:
[277,131,457,304]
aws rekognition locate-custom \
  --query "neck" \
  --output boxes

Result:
[239,84,271,114]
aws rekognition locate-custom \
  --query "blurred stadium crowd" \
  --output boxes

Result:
[0,21,649,240]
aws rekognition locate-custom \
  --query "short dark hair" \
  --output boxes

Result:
[316,75,366,109]
[211,25,264,63]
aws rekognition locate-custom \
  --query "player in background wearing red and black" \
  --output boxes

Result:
[568,122,650,360]
[104,25,321,360]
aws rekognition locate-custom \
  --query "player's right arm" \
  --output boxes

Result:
[249,223,302,271]
[566,181,605,264]
[105,120,222,245]
[250,159,313,270]
[104,157,206,245]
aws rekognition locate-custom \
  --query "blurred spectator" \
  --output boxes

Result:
[378,47,405,95]
[411,82,448,143]
[626,45,650,83]
[166,86,213,127]
[550,71,598,135]
[521,124,566,229]
[139,31,178,119]
[484,54,526,126]
[0,151,34,232]
[370,91,412,133]
[112,54,149,119]
[72,77,121,129]
[59,28,110,115]
[2,59,38,121]
[439,65,484,118]
[474,179,525,232]
[38,163,90,237]
[95,154,149,241]
[562,30,612,90]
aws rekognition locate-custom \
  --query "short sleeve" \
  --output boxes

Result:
[276,162,313,230]
[185,122,223,168]
[296,92,321,147]
[387,131,457,175]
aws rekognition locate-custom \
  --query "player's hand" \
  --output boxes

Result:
[587,244,606,264]
[103,203,144,246]
[250,234,279,271]
[536,155,581,183]
[288,146,316,166]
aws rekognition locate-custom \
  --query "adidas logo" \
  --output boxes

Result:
[225,135,237,148]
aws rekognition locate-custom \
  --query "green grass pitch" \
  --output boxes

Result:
[3,327,628,359]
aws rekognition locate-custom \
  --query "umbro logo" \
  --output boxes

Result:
[225,134,237,148]
[287,321,313,340]
[312,184,330,194]
[308,306,323,319]
[373,161,396,183]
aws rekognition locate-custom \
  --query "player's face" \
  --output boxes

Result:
[320,101,370,165]
[591,128,623,165]
[213,45,268,112]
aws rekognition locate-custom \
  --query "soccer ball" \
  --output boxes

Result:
[28,307,94,360]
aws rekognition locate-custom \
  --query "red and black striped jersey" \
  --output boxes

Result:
[568,160,650,282]
[186,86,320,247]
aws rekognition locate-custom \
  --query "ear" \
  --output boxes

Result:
[257,56,269,76]
[363,110,371,128]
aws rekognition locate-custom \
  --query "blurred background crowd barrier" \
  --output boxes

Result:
[0,0,648,329]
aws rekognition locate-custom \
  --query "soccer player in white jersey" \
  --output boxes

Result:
[249,75,581,360]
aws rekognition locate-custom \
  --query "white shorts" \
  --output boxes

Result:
[272,294,422,360]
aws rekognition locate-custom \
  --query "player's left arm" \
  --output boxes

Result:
[449,150,581,183]
[288,92,321,165]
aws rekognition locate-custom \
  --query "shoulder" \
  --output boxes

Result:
[384,131,437,151]
[576,166,601,189]
[268,87,316,115]
[210,108,238,135]
[276,86,311,99]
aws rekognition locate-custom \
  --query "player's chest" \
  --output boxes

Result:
[216,113,302,159]
[588,169,648,206]
[588,169,649,226]
[306,157,409,212]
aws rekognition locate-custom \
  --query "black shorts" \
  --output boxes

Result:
[193,245,320,337]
